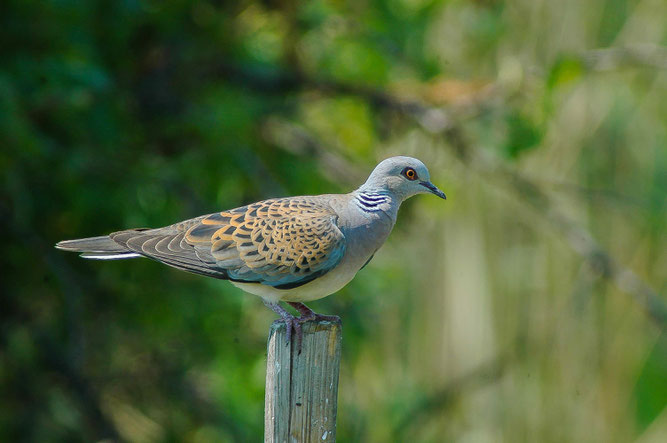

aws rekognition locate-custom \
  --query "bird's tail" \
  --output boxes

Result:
[55,236,142,260]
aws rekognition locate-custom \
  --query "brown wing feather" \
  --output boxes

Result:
[185,197,346,286]
[109,215,227,278]
[107,197,345,287]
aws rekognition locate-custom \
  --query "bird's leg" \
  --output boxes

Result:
[263,301,340,353]
[263,300,303,351]
[287,302,341,323]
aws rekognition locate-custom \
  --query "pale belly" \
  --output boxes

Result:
[230,258,364,304]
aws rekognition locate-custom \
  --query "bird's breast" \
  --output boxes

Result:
[231,214,395,304]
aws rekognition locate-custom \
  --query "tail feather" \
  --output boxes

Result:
[55,235,142,260]
[56,235,126,252]
[79,252,143,260]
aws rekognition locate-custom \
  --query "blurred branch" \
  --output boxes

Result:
[581,44,667,71]
[393,255,651,437]
[213,61,421,111]
[261,117,366,185]
[443,125,667,329]
[391,354,508,439]
[212,62,667,330]
[544,180,664,211]
[212,61,486,133]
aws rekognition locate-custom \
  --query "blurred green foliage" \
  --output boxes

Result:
[1,0,666,442]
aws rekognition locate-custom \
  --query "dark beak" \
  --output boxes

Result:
[420,181,447,199]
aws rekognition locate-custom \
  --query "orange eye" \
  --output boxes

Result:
[402,167,418,181]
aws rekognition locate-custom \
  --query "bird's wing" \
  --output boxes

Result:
[109,215,225,278]
[111,197,346,288]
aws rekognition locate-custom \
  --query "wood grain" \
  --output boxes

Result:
[265,319,342,443]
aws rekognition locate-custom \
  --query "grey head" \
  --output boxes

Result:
[358,156,446,201]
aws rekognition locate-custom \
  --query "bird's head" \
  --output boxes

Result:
[361,156,446,201]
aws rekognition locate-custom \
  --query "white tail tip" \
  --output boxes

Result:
[80,253,143,260]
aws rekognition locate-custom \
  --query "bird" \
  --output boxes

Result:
[56,156,446,350]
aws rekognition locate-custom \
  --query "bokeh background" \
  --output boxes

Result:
[2,0,666,441]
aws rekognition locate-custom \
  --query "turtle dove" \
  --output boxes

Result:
[56,156,446,349]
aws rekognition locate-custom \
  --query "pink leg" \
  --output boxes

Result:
[287,302,341,323]
[263,300,302,350]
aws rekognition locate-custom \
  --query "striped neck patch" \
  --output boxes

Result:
[355,192,390,213]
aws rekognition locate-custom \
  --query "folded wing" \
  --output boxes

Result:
[108,197,346,288]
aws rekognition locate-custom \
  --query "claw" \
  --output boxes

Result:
[280,315,305,353]
[284,317,293,346]
[292,320,302,352]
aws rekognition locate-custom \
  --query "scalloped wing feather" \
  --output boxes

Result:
[108,197,346,288]
[185,198,346,287]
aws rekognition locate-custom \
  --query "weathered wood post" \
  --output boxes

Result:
[264,319,342,443]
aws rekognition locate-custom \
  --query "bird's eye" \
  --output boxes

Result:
[402,167,418,181]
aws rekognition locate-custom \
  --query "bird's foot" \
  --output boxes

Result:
[282,309,339,354]
[288,302,341,324]
[264,301,318,353]
[264,301,341,353]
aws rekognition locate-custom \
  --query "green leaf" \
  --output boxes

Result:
[504,112,541,159]
[634,333,667,433]
[548,57,584,89]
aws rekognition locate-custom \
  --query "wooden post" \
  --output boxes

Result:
[264,319,342,443]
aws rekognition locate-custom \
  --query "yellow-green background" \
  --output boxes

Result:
[2,0,665,441]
